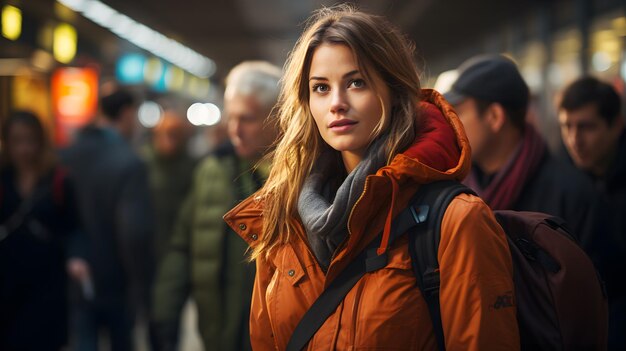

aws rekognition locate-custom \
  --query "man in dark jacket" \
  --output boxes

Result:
[558,76,626,349]
[61,88,154,351]
[445,54,596,241]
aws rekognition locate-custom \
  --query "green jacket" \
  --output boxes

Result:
[142,145,197,261]
[152,144,265,351]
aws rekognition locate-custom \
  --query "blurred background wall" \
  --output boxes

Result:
[1,0,625,153]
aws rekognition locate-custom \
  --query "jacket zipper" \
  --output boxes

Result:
[346,176,371,238]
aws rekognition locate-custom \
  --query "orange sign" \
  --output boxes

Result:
[52,67,98,145]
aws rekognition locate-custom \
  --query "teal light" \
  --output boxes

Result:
[116,53,146,84]
[152,63,170,92]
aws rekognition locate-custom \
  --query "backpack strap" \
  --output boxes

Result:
[400,180,475,351]
[286,192,431,351]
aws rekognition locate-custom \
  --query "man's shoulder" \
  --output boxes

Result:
[608,131,626,188]
[197,153,233,170]
[211,141,236,159]
[195,144,239,174]
[190,154,239,191]
[532,152,594,193]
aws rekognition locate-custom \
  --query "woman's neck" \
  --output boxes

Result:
[341,151,363,173]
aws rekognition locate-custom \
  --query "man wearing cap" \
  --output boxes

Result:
[445,54,596,242]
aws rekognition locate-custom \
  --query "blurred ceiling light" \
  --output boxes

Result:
[153,63,170,92]
[2,5,22,41]
[187,103,209,126]
[187,75,199,96]
[53,23,77,64]
[592,51,612,72]
[84,0,115,26]
[59,0,88,11]
[57,0,215,78]
[116,53,145,84]
[108,13,133,32]
[204,103,221,126]
[138,101,163,128]
[144,57,164,85]
[168,66,185,91]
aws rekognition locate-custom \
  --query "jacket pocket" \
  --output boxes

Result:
[276,243,307,286]
[266,243,318,347]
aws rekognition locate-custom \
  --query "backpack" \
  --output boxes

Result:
[287,180,608,351]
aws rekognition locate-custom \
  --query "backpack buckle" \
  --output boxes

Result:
[410,205,429,224]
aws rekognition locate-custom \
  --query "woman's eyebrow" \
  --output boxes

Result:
[309,70,360,81]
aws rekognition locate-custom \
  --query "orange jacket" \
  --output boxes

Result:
[224,90,520,350]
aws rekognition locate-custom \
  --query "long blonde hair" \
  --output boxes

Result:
[254,5,422,260]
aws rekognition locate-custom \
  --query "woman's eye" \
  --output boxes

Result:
[312,84,329,93]
[350,79,366,88]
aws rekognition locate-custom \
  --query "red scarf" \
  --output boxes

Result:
[464,123,546,210]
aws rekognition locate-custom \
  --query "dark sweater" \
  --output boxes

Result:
[60,125,154,311]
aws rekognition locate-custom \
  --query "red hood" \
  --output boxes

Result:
[374,89,471,185]
[403,100,463,173]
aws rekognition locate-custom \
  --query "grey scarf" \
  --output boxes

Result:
[297,138,387,270]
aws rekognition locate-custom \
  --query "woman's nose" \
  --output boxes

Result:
[330,89,349,114]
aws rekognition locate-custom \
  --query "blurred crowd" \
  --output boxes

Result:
[1,52,625,350]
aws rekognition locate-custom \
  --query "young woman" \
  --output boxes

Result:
[0,111,86,350]
[224,6,520,350]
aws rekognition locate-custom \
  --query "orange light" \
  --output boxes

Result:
[52,67,99,145]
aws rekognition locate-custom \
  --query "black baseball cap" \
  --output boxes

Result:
[445,54,529,109]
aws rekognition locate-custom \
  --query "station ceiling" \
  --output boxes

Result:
[98,0,528,82]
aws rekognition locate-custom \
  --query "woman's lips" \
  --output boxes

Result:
[328,119,358,132]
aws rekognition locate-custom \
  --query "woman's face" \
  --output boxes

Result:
[7,122,41,167]
[308,43,391,166]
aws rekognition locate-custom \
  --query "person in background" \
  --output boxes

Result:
[142,111,197,350]
[61,88,154,351]
[0,111,86,351]
[142,112,197,261]
[445,54,596,242]
[151,61,281,351]
[223,7,519,350]
[558,76,626,350]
